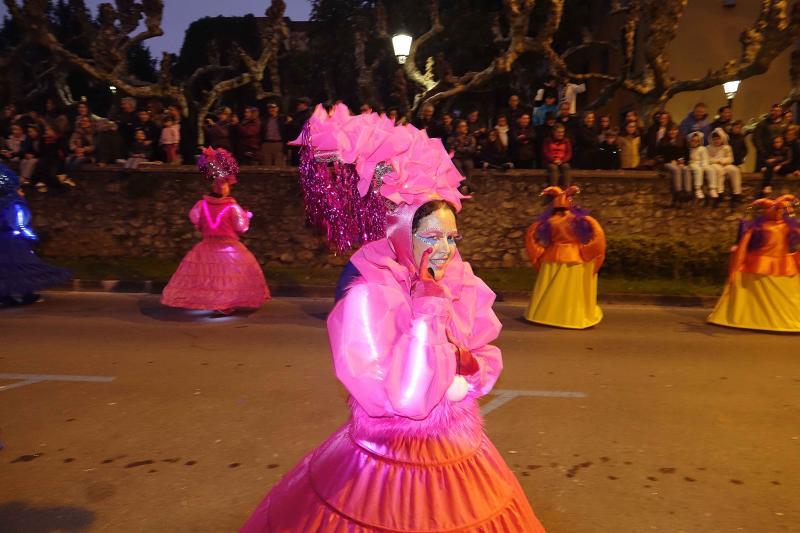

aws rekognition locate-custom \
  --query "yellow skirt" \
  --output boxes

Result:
[524,260,602,329]
[707,272,800,332]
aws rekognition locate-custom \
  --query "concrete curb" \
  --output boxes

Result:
[50,279,718,308]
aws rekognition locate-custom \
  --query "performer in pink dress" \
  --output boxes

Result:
[241,105,546,532]
[161,147,270,313]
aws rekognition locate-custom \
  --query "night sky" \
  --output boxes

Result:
[0,0,312,57]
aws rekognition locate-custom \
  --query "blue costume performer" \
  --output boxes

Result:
[0,163,72,305]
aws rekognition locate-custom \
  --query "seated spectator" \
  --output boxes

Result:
[43,98,69,135]
[707,128,742,206]
[233,106,262,165]
[532,94,558,126]
[729,120,748,167]
[121,128,154,169]
[479,129,513,170]
[643,111,673,164]
[111,96,138,149]
[573,111,599,169]
[447,120,477,187]
[18,125,42,184]
[132,109,159,146]
[16,109,46,133]
[204,106,234,152]
[412,103,444,139]
[596,114,612,142]
[783,125,800,177]
[512,113,536,169]
[534,112,557,165]
[753,103,786,169]
[758,134,792,196]
[466,109,488,148]
[656,124,690,205]
[72,101,103,131]
[34,125,72,192]
[160,115,181,164]
[440,113,454,139]
[687,131,713,201]
[2,123,25,161]
[784,110,794,126]
[678,102,712,143]
[595,128,621,170]
[0,104,17,137]
[622,109,645,136]
[541,123,572,187]
[66,116,95,172]
[493,115,511,154]
[617,121,642,169]
[710,105,733,134]
[555,102,576,138]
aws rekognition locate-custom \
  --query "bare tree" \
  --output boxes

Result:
[3,0,289,144]
[401,0,800,115]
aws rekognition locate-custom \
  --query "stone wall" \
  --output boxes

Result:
[25,166,795,269]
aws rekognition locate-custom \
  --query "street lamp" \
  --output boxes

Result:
[392,33,412,64]
[723,80,740,106]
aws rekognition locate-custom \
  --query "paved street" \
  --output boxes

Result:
[1,293,799,533]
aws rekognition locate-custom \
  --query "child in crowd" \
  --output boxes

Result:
[34,125,73,192]
[532,94,558,126]
[596,114,611,143]
[783,125,800,177]
[514,113,537,169]
[124,129,154,170]
[541,123,572,187]
[18,125,41,184]
[595,128,621,170]
[160,115,180,164]
[66,116,95,172]
[687,131,713,201]
[447,119,477,189]
[758,134,792,196]
[656,124,690,205]
[729,120,748,167]
[617,121,641,169]
[1,124,25,162]
[706,128,742,206]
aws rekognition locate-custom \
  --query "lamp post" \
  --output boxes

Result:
[392,33,412,64]
[723,80,741,107]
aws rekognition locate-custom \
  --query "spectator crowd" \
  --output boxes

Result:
[2,81,797,205]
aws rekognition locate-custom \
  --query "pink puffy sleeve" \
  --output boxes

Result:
[188,200,204,228]
[229,204,251,233]
[326,282,457,420]
[452,275,503,399]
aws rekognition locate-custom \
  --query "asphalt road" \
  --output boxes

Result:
[1,293,798,533]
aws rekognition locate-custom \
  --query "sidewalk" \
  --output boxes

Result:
[50,279,719,307]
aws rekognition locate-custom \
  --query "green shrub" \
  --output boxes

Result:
[603,236,729,281]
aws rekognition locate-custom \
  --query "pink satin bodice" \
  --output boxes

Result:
[188,195,250,240]
[327,238,503,423]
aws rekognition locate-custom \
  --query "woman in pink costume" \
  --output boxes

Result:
[161,147,270,313]
[241,105,546,532]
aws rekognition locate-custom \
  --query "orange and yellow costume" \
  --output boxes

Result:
[524,186,605,329]
[708,195,800,332]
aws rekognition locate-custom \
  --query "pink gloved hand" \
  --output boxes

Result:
[413,248,449,299]
[246,211,253,219]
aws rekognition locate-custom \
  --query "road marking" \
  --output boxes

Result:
[481,388,587,416]
[0,373,115,392]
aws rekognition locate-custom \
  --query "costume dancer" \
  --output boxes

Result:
[524,186,605,329]
[0,163,72,306]
[241,104,546,532]
[161,147,270,313]
[708,195,800,332]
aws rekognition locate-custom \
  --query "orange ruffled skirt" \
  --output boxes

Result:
[161,238,270,311]
[241,401,546,532]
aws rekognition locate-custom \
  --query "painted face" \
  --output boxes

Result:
[412,207,459,281]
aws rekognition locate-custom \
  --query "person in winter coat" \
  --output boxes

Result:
[678,103,712,143]
[687,131,713,201]
[532,94,558,127]
[656,124,691,205]
[753,104,787,169]
[729,120,749,167]
[513,114,537,169]
[759,134,793,197]
[595,128,621,170]
[447,120,477,183]
[573,111,599,169]
[707,128,742,206]
[782,125,800,177]
[617,121,641,169]
[541,123,573,187]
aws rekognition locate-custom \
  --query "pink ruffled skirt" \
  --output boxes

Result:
[241,400,546,532]
[161,238,270,311]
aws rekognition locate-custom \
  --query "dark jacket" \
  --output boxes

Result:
[595,141,621,170]
[512,125,537,163]
[261,115,288,142]
[764,145,791,169]
[204,121,233,151]
[729,133,748,166]
[655,138,689,165]
[235,118,262,157]
[573,124,599,168]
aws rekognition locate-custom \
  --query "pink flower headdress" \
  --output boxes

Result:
[291,103,466,253]
[198,146,239,187]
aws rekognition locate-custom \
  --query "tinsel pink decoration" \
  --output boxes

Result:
[198,146,239,186]
[293,104,465,253]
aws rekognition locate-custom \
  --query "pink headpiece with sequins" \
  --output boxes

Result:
[198,146,239,187]
[291,103,465,253]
